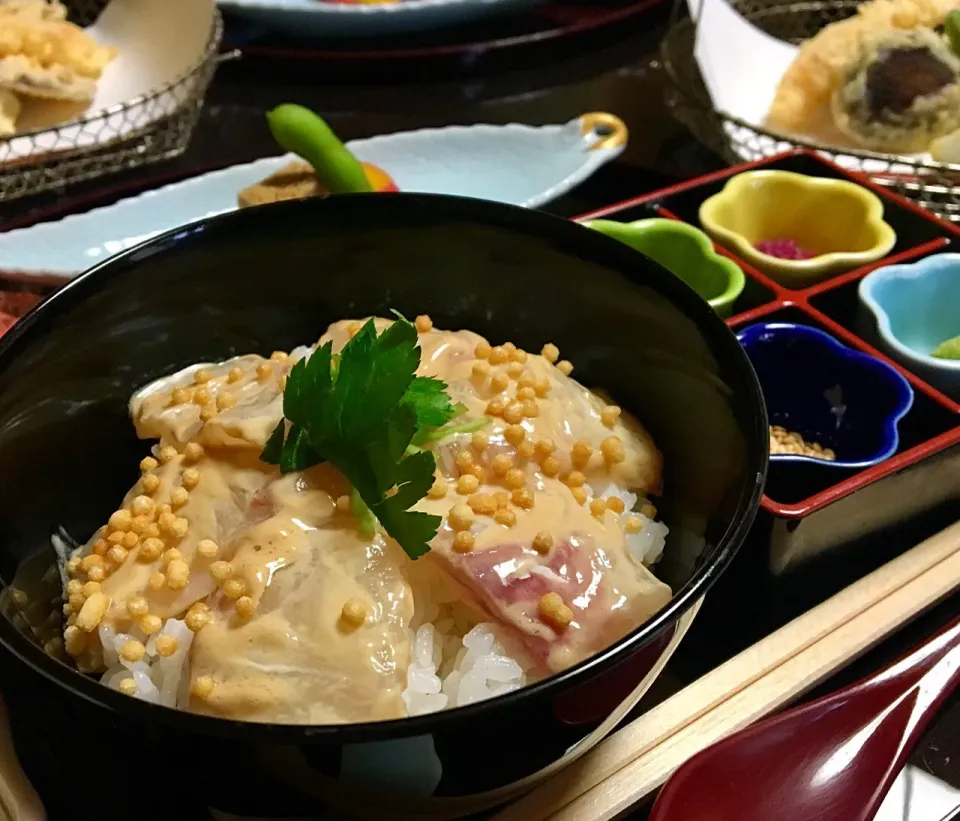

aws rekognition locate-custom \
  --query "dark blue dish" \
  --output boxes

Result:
[736,323,914,470]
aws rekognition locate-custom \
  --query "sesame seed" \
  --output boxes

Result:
[489,346,509,365]
[184,442,204,461]
[541,456,561,477]
[427,476,449,500]
[457,475,480,495]
[223,579,246,600]
[505,468,526,489]
[490,372,510,394]
[468,494,497,516]
[601,405,622,428]
[504,424,526,446]
[340,599,367,628]
[453,531,475,553]
[486,400,506,417]
[511,488,534,509]
[448,505,474,532]
[235,596,255,620]
[415,315,433,333]
[538,592,573,629]
[625,516,643,533]
[532,532,554,555]
[492,454,514,475]
[601,436,626,464]
[503,403,524,425]
[155,635,178,657]
[192,676,215,700]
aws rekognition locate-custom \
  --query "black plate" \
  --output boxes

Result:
[0,194,767,819]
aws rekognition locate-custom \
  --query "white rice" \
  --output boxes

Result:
[98,618,193,707]
[402,623,526,717]
[591,482,670,566]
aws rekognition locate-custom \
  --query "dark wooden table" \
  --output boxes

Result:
[1,7,958,818]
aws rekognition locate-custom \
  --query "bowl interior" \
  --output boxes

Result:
[0,195,766,728]
[866,258,960,360]
[708,175,881,256]
[737,322,910,466]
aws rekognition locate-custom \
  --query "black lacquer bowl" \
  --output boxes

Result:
[0,195,767,820]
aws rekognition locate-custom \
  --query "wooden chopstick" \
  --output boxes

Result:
[494,519,960,821]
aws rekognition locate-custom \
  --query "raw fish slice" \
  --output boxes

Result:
[187,480,415,724]
[424,476,672,674]
[98,449,275,621]
[433,537,671,674]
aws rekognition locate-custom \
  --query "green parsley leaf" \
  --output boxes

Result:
[262,316,462,560]
[404,376,458,428]
[262,421,285,465]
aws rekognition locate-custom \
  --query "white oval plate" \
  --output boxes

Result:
[218,0,546,38]
[0,113,627,278]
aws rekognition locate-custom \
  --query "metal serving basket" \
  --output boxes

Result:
[0,0,222,202]
[661,0,960,222]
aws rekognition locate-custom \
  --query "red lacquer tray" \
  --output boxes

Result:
[577,149,960,573]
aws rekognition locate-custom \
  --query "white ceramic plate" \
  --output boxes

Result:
[218,0,546,37]
[0,113,627,278]
[1,0,218,163]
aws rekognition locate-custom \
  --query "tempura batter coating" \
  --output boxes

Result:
[766,0,957,134]
[0,0,116,104]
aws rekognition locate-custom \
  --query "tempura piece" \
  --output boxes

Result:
[237,161,322,209]
[832,27,960,151]
[0,0,117,103]
[766,0,956,135]
[0,87,19,135]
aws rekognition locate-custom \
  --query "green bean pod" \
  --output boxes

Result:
[266,104,373,194]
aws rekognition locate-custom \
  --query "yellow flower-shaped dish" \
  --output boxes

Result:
[699,170,896,288]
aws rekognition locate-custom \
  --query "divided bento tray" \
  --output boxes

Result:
[578,149,960,575]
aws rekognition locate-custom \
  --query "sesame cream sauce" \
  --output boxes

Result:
[61,317,672,724]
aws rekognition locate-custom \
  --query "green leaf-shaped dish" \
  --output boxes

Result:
[585,218,746,317]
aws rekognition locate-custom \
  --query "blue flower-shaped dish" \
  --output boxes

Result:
[858,253,960,401]
[737,322,914,469]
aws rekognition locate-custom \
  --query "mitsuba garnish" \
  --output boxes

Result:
[262,316,487,559]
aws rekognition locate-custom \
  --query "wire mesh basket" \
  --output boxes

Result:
[660,0,960,222]
[0,0,222,202]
